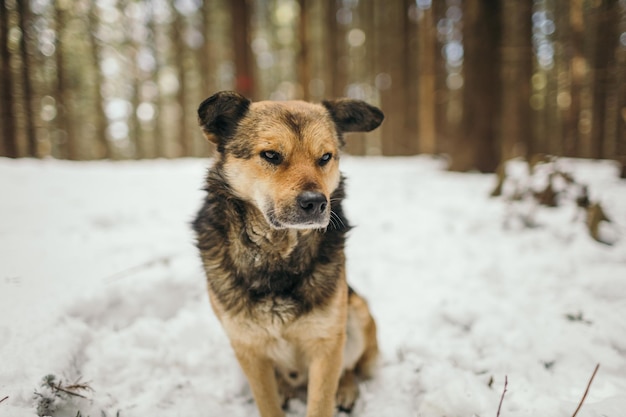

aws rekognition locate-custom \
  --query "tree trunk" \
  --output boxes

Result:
[588,0,619,159]
[53,0,78,159]
[617,3,626,178]
[87,2,110,159]
[402,0,419,155]
[499,0,532,162]
[147,1,164,158]
[17,0,37,157]
[230,0,254,98]
[449,0,500,172]
[565,0,584,157]
[417,2,437,155]
[377,0,406,156]
[172,8,189,156]
[0,0,17,158]
[297,0,310,101]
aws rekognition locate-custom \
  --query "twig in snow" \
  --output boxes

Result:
[496,376,508,417]
[103,255,173,283]
[0,395,8,404]
[571,364,600,417]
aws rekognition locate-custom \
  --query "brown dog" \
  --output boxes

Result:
[192,91,383,417]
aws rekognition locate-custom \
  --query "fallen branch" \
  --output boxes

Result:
[571,364,600,417]
[50,380,91,399]
[496,375,508,417]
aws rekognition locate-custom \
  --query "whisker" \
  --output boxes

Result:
[330,210,346,230]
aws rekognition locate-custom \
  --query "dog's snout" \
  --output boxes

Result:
[297,191,327,215]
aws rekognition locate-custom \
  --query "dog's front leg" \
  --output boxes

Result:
[305,333,345,417]
[232,345,284,417]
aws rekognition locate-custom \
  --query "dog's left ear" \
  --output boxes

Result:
[322,99,384,133]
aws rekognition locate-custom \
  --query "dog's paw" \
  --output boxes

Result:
[336,371,360,413]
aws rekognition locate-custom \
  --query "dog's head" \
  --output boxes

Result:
[198,91,384,230]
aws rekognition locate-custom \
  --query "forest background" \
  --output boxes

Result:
[1,0,625,175]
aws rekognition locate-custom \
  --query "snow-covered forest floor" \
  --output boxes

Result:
[1,156,625,417]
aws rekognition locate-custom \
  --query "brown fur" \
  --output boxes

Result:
[192,91,383,417]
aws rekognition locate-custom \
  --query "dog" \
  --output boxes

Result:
[192,91,383,417]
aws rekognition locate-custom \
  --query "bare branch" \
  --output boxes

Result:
[496,375,508,417]
[571,364,600,417]
[0,395,8,404]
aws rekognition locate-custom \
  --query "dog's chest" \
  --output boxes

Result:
[222,307,311,384]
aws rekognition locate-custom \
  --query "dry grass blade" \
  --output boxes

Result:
[496,375,508,417]
[44,376,93,399]
[571,364,600,417]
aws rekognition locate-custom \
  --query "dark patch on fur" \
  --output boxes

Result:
[280,111,305,140]
[192,165,352,318]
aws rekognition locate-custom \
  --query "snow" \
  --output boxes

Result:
[1,156,625,417]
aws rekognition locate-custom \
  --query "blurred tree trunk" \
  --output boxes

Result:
[297,0,310,101]
[53,0,78,159]
[231,0,254,98]
[449,0,500,172]
[588,0,619,159]
[499,0,532,162]
[0,0,17,158]
[565,0,584,157]
[17,0,37,157]
[118,0,143,159]
[200,0,218,96]
[598,0,621,160]
[326,0,347,99]
[173,8,189,156]
[87,2,110,159]
[377,0,405,155]
[403,0,419,155]
[417,2,437,155]
[147,2,164,158]
[342,0,372,156]
[617,4,626,178]
[433,0,455,157]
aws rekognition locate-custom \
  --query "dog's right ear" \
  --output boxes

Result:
[197,91,251,152]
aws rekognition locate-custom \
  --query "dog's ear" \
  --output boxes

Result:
[197,91,251,151]
[322,99,384,133]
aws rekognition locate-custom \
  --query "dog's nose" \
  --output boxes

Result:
[297,191,327,215]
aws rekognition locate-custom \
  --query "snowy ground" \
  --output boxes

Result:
[1,156,625,417]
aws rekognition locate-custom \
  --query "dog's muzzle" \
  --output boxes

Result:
[267,191,330,229]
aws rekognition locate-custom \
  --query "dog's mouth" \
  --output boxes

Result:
[264,192,331,230]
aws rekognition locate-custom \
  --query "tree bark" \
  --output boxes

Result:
[87,1,110,159]
[297,0,310,101]
[377,0,405,156]
[449,0,500,172]
[417,2,437,155]
[588,0,619,159]
[230,0,254,99]
[17,0,37,157]
[0,0,17,158]
[172,8,189,156]
[499,0,532,162]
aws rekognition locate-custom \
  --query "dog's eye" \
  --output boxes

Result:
[261,150,282,165]
[318,153,333,166]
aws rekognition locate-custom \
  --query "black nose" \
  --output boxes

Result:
[297,191,327,215]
